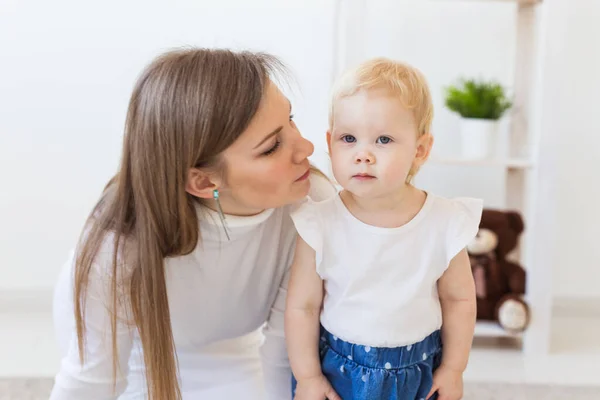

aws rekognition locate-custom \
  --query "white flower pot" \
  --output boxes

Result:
[460,118,498,159]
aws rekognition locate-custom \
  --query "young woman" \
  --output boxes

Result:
[50,48,334,400]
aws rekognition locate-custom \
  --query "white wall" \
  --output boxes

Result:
[535,0,600,299]
[1,0,599,299]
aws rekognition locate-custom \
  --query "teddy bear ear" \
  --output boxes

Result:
[506,211,524,234]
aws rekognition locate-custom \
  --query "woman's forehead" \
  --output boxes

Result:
[230,82,290,148]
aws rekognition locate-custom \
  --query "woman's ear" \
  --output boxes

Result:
[185,168,220,199]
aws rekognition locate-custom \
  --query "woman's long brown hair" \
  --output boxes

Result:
[73,48,285,400]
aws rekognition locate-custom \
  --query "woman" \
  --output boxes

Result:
[50,48,334,400]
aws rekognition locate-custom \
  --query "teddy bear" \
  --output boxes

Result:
[467,209,530,333]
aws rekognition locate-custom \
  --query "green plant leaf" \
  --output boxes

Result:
[444,78,512,120]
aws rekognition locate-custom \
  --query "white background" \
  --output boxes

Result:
[1,0,598,300]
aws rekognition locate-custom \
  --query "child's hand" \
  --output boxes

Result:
[294,375,341,400]
[426,364,464,400]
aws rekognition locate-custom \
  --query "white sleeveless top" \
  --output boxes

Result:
[290,192,483,348]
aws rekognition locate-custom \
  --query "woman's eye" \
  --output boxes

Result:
[377,136,392,144]
[289,114,298,128]
[341,135,356,143]
[262,139,281,156]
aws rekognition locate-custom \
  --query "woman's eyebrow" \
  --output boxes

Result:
[254,126,283,149]
[253,99,292,149]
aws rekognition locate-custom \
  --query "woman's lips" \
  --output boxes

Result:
[296,169,310,182]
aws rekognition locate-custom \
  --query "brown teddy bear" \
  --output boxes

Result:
[467,209,530,333]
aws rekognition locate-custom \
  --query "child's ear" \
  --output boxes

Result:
[326,131,333,155]
[185,168,220,199]
[415,133,434,165]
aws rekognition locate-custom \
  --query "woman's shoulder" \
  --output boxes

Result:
[73,227,137,283]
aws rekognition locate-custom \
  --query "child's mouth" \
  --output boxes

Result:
[352,173,376,181]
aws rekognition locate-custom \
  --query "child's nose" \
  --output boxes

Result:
[355,150,375,164]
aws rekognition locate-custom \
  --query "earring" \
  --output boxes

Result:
[213,189,231,241]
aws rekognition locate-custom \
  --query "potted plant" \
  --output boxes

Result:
[445,78,512,159]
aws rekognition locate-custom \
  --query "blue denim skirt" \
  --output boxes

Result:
[292,326,442,400]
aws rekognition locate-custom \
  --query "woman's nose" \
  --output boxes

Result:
[294,135,314,163]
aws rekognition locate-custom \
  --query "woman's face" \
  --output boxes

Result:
[218,81,314,215]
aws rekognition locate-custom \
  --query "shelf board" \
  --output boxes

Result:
[474,321,522,338]
[428,157,534,169]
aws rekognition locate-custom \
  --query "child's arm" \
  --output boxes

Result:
[285,236,323,379]
[285,236,340,400]
[427,248,477,400]
[438,247,477,370]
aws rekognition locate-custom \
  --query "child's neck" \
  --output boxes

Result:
[340,185,427,229]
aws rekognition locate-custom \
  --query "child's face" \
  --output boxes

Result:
[328,88,431,198]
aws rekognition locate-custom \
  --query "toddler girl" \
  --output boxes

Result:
[285,58,482,400]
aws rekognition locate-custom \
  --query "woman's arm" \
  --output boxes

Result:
[284,236,324,382]
[49,255,134,400]
[260,265,293,400]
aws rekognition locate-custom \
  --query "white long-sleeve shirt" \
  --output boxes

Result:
[50,173,335,400]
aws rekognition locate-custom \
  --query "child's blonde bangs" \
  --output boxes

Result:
[329,58,433,136]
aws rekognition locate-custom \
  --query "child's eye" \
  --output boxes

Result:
[377,136,392,144]
[341,135,356,143]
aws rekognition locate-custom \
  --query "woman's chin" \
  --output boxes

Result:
[276,180,311,207]
[294,178,311,197]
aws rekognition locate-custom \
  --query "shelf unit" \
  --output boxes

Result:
[332,0,551,355]
[474,320,522,338]
[432,0,549,355]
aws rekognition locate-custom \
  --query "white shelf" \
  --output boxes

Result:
[428,157,534,169]
[474,321,522,338]
[425,0,548,355]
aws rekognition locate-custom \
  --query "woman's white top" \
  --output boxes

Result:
[50,174,335,400]
[290,192,483,348]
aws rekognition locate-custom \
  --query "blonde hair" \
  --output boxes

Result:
[329,57,434,137]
